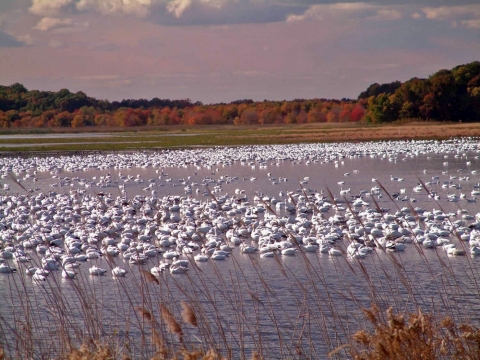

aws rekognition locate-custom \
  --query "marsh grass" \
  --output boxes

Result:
[347,305,480,360]
[1,122,480,152]
[1,183,480,359]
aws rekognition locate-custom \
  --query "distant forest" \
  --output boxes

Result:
[0,61,478,128]
[359,61,480,123]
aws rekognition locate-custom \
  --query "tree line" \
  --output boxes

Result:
[0,84,362,128]
[0,61,478,128]
[362,61,480,123]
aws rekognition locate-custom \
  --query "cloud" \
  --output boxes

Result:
[166,0,228,17]
[422,5,480,20]
[34,17,73,31]
[52,22,90,34]
[422,5,480,29]
[76,0,155,17]
[22,0,480,29]
[371,9,402,21]
[29,0,73,16]
[286,3,403,22]
[0,31,26,47]
[26,0,302,25]
[15,34,34,46]
[167,0,192,18]
[152,1,306,25]
[461,19,480,28]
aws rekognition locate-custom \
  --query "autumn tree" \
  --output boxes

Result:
[71,114,86,128]
[339,108,351,122]
[50,111,73,127]
[240,108,258,125]
[307,107,324,123]
[350,104,365,122]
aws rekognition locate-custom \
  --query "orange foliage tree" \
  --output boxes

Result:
[351,104,365,122]
[0,82,367,128]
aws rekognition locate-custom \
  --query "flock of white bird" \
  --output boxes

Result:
[1,138,480,281]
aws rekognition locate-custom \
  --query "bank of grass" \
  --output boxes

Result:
[0,122,479,152]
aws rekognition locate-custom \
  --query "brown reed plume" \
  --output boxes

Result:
[181,301,198,327]
[140,269,160,285]
[66,342,114,360]
[135,307,153,323]
[347,304,480,360]
[160,304,183,341]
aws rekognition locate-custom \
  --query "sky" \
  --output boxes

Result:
[0,0,479,104]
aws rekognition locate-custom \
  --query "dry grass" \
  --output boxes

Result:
[348,305,480,360]
[181,302,198,328]
[1,122,480,152]
[65,344,227,360]
[161,305,183,341]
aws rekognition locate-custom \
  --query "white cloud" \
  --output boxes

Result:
[27,0,284,24]
[287,3,402,23]
[422,5,480,30]
[371,9,402,21]
[167,0,192,17]
[34,17,73,31]
[70,0,232,19]
[165,0,229,18]
[29,0,73,16]
[411,12,422,19]
[15,34,34,46]
[422,5,480,20]
[76,0,155,17]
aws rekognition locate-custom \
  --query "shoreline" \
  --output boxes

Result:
[0,122,479,153]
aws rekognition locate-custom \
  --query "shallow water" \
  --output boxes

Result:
[1,140,480,358]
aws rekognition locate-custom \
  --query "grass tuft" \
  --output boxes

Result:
[349,305,480,360]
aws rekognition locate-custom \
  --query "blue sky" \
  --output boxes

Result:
[0,0,479,103]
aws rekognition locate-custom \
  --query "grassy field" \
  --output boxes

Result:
[0,122,479,152]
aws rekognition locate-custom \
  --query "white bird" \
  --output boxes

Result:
[194,253,209,262]
[471,246,480,255]
[112,267,127,277]
[33,269,47,281]
[170,265,188,274]
[89,265,107,276]
[0,263,17,273]
[62,269,77,279]
[260,251,275,258]
[281,248,296,256]
[240,244,257,254]
[328,248,342,256]
[211,252,227,260]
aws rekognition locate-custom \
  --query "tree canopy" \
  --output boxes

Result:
[0,83,361,128]
[361,61,480,123]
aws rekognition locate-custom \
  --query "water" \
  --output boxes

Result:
[1,139,480,358]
